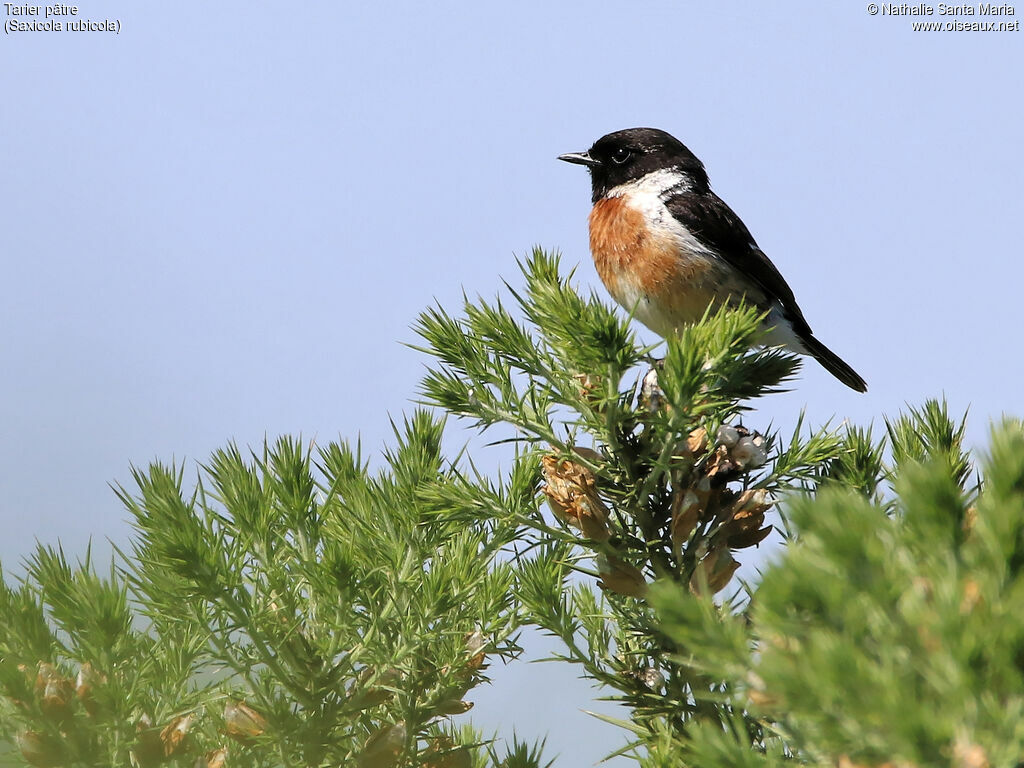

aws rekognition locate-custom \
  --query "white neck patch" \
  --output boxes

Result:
[606,168,691,201]
[604,168,717,263]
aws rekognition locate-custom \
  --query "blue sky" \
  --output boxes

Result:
[3,2,1022,763]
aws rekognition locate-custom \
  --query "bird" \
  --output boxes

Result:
[558,127,867,392]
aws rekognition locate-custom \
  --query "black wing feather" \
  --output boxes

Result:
[663,192,813,337]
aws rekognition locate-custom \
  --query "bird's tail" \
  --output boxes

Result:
[801,334,867,392]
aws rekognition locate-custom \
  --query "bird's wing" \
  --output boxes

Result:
[663,191,813,336]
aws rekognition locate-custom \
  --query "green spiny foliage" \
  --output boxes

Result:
[2,245,1016,768]
[415,249,846,758]
[652,413,1024,767]
[0,412,548,767]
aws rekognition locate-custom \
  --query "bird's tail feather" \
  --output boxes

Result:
[801,334,867,392]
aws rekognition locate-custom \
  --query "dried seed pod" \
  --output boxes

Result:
[690,548,739,595]
[963,505,978,534]
[960,579,983,615]
[693,475,714,504]
[16,663,31,698]
[704,445,737,480]
[731,488,771,516]
[574,372,602,401]
[596,555,648,599]
[683,427,709,458]
[424,737,473,768]
[839,759,919,768]
[16,731,64,768]
[35,663,74,722]
[726,524,773,550]
[160,713,194,757]
[464,630,488,671]
[541,454,611,541]
[134,713,165,767]
[464,630,485,656]
[670,490,702,546]
[953,740,989,768]
[626,666,666,692]
[76,662,105,716]
[719,489,774,549]
[196,747,229,768]
[434,696,474,715]
[358,721,407,768]
[348,667,403,711]
[224,700,267,742]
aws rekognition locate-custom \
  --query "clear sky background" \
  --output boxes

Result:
[3,2,1022,763]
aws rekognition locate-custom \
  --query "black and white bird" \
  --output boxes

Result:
[559,127,866,392]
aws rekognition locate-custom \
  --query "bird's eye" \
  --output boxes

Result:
[611,148,632,164]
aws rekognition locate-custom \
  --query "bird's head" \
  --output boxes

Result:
[559,127,708,202]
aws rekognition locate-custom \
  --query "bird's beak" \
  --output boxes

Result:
[557,151,601,168]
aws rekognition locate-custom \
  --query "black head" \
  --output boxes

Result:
[558,128,708,202]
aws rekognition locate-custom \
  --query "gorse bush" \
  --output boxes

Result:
[1,418,527,767]
[414,250,841,747]
[1,250,1021,767]
[655,411,1024,767]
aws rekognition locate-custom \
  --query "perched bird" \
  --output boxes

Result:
[559,128,867,392]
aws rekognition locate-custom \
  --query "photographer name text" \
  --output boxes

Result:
[878,2,1013,14]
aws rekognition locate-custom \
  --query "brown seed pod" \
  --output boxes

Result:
[348,667,403,711]
[690,547,739,595]
[16,731,64,768]
[953,740,989,768]
[358,721,406,768]
[199,746,229,768]
[160,713,194,757]
[423,737,473,768]
[596,555,648,599]
[726,524,773,550]
[434,696,474,715]
[223,700,268,742]
[682,427,709,458]
[35,663,74,722]
[574,372,603,402]
[464,629,488,671]
[541,454,611,541]
[133,714,165,767]
[718,488,774,549]
[670,489,702,547]
[76,662,105,716]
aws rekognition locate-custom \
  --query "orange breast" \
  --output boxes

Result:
[588,196,719,335]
